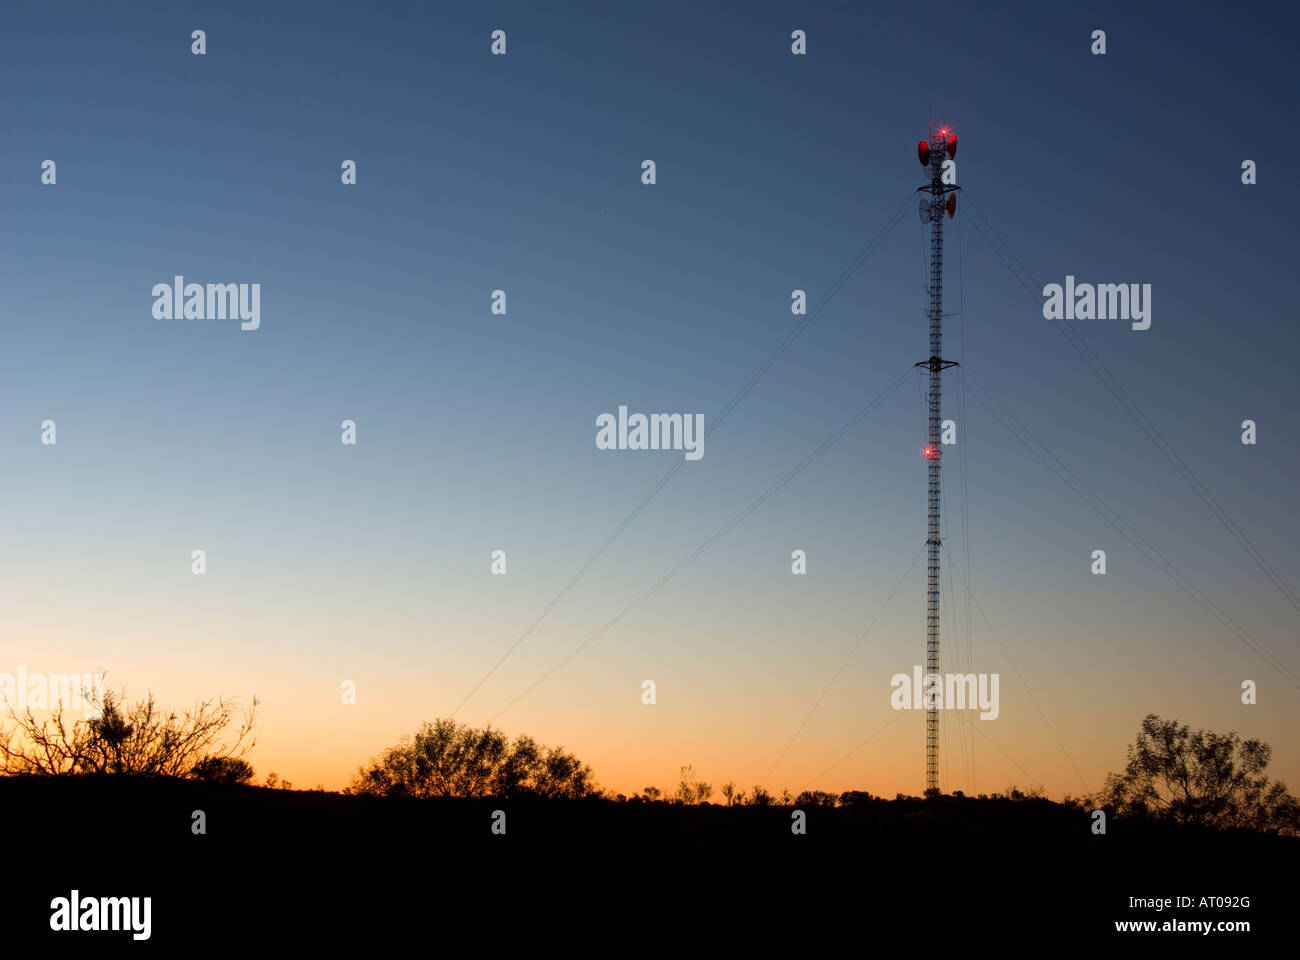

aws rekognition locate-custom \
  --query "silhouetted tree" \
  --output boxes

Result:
[347,718,597,799]
[748,785,773,806]
[190,756,255,784]
[1002,784,1045,801]
[794,790,838,808]
[0,685,257,777]
[1100,714,1300,836]
[673,764,712,804]
[721,782,746,806]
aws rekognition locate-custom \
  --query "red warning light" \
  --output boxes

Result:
[924,446,934,458]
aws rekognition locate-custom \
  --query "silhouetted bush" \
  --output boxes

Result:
[191,756,255,784]
[838,790,875,808]
[347,718,598,799]
[672,764,712,804]
[1099,714,1300,836]
[1002,784,1046,801]
[720,782,746,806]
[1,685,257,777]
[794,790,839,808]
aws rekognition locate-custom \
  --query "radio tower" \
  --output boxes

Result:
[915,124,959,796]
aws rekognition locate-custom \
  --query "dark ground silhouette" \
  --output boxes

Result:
[6,774,1291,945]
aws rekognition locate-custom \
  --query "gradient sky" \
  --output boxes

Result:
[2,1,1297,800]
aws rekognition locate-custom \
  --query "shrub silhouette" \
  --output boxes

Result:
[672,764,712,804]
[748,785,773,806]
[794,790,838,808]
[190,756,255,784]
[720,782,746,806]
[838,790,874,808]
[0,685,257,777]
[348,718,597,799]
[1100,713,1300,835]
